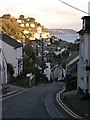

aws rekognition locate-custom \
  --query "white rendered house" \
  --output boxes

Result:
[77,16,90,94]
[0,33,23,78]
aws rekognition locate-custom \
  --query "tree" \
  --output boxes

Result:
[2,14,46,43]
[30,17,35,23]
[25,17,31,22]
[68,42,79,52]
[24,42,34,57]
[42,25,46,33]
[19,15,25,20]
[7,63,14,83]
[23,41,36,75]
[2,14,11,19]
[2,16,25,40]
[7,63,14,75]
[37,23,41,27]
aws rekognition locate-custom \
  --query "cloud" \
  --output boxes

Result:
[0,0,89,30]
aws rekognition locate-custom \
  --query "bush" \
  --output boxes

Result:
[7,63,14,83]
[65,73,77,91]
[12,74,29,88]
[7,63,14,75]
[31,68,49,84]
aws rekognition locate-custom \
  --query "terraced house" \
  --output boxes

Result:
[77,16,90,95]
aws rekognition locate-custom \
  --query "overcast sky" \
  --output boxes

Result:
[0,0,90,30]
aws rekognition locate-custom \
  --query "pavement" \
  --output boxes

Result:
[57,88,90,120]
[0,84,25,99]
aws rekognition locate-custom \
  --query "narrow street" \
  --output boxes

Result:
[2,82,72,119]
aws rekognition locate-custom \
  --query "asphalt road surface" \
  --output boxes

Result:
[2,82,73,119]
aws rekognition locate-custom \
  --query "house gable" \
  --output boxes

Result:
[0,33,23,49]
[0,33,23,77]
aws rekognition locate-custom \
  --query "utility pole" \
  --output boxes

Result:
[88,1,90,16]
[42,38,44,73]
[36,44,39,85]
[36,45,38,69]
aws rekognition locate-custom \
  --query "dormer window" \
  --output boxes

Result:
[83,19,86,30]
[82,16,90,31]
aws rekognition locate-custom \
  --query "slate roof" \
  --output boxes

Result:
[81,16,90,19]
[0,33,23,49]
[67,61,77,72]
[66,52,79,63]
[77,29,90,34]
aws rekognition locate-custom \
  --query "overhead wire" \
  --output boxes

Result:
[59,0,88,14]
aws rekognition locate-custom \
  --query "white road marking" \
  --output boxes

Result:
[2,85,37,100]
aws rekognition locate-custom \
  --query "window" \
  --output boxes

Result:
[83,19,86,30]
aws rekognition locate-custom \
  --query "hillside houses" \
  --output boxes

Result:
[16,17,49,40]
[0,33,23,84]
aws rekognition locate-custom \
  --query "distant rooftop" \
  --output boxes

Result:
[66,52,79,63]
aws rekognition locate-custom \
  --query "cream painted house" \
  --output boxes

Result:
[0,33,23,80]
